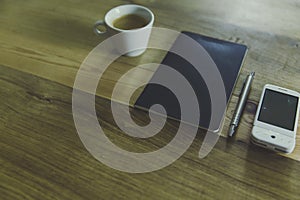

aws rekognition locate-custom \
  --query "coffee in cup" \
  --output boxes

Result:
[113,14,148,30]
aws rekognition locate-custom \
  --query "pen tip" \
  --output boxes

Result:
[250,72,255,76]
[228,126,236,137]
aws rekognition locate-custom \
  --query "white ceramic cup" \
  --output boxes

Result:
[93,4,154,57]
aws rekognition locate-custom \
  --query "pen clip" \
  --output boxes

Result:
[239,79,246,97]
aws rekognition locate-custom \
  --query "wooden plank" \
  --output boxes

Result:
[1,0,299,100]
[1,65,300,199]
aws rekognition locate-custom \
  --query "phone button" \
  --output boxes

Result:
[269,130,277,138]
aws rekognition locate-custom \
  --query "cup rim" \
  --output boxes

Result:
[104,4,154,32]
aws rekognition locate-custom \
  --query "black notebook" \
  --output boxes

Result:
[134,31,248,132]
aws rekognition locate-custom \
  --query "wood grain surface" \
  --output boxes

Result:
[1,0,300,199]
[1,65,300,200]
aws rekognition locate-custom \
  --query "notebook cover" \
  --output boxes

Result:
[134,31,248,132]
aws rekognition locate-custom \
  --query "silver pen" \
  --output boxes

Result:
[228,72,255,137]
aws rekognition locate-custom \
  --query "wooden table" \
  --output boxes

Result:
[1,0,300,199]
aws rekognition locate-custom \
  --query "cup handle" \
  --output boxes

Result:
[94,20,107,35]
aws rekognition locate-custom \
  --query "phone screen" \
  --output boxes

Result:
[258,89,299,131]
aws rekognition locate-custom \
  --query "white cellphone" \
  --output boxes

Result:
[251,84,300,153]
